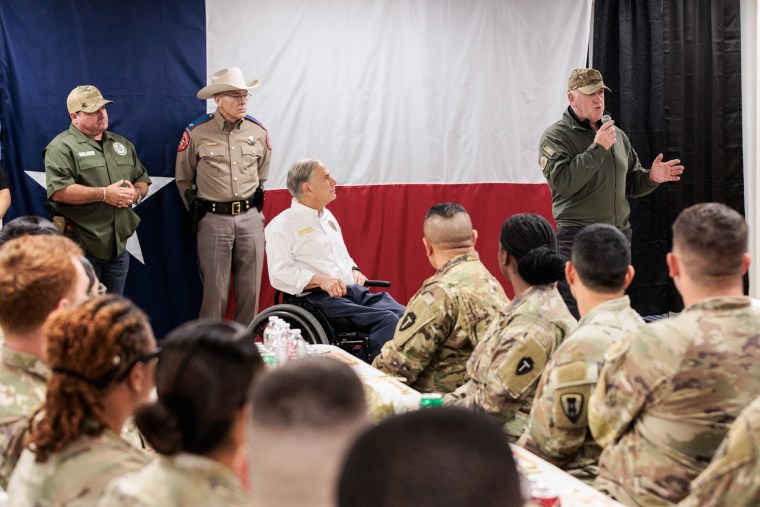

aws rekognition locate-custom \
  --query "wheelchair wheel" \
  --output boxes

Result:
[248,304,330,345]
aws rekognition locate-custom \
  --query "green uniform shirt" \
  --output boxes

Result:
[45,124,151,260]
[518,296,644,483]
[589,296,760,506]
[7,429,151,506]
[0,347,48,490]
[679,394,760,507]
[373,252,509,393]
[444,285,576,441]
[100,453,249,507]
[540,108,659,229]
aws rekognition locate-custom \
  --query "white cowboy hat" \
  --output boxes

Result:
[197,67,260,100]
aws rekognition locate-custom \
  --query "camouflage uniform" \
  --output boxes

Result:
[373,252,509,393]
[518,296,643,483]
[589,296,760,506]
[678,394,760,507]
[444,284,576,440]
[0,346,48,490]
[7,429,151,505]
[99,453,249,506]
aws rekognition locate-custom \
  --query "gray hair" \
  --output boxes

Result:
[287,158,320,199]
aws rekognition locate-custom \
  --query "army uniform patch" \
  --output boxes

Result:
[540,156,548,170]
[559,393,584,424]
[542,144,556,156]
[399,312,416,332]
[177,130,190,152]
[498,337,548,398]
[515,356,534,376]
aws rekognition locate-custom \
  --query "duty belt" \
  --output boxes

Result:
[204,197,254,216]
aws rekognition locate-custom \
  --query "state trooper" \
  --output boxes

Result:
[373,202,509,393]
[176,67,271,324]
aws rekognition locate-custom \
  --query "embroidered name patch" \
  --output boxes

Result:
[78,151,95,157]
[297,227,314,236]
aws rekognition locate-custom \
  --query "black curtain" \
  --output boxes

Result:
[593,0,744,315]
[663,0,745,308]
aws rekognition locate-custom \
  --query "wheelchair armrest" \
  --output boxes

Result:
[364,280,390,287]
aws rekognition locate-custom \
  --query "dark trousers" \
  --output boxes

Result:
[556,226,632,319]
[306,285,406,361]
[87,250,130,295]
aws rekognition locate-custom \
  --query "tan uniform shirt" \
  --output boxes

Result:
[175,111,271,207]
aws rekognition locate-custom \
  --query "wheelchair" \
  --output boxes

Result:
[248,280,391,363]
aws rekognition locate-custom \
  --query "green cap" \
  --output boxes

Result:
[66,85,113,114]
[567,68,611,94]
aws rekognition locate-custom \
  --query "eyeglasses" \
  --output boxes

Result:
[220,92,251,101]
[115,347,162,382]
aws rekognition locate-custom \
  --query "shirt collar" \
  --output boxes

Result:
[213,109,242,132]
[566,106,601,132]
[290,198,327,218]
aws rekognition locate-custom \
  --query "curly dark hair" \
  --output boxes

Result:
[29,295,152,462]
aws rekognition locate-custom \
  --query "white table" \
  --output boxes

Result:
[314,344,422,419]
[512,445,624,506]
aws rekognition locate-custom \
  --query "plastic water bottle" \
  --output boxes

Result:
[262,316,279,347]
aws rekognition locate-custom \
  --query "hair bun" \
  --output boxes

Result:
[517,246,565,285]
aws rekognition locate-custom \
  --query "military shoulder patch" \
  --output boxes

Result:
[542,144,556,156]
[177,130,190,152]
[399,312,416,332]
[559,392,584,424]
[497,337,548,398]
[540,156,548,171]
[515,356,534,376]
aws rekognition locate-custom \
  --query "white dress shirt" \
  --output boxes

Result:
[265,199,356,295]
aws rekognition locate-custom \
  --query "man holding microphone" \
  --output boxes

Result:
[539,68,684,316]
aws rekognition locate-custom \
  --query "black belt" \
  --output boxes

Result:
[203,197,254,216]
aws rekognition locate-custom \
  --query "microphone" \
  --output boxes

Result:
[601,114,614,155]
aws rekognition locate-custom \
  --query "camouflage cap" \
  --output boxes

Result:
[66,85,113,114]
[567,68,612,94]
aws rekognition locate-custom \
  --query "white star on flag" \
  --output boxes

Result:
[24,171,175,264]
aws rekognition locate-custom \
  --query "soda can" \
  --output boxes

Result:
[419,393,443,409]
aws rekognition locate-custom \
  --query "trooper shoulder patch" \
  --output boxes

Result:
[177,130,191,152]
[399,312,416,332]
[542,144,556,156]
[540,156,548,170]
[559,393,584,424]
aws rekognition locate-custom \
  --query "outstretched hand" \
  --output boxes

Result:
[649,153,684,183]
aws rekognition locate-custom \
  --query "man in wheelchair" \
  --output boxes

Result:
[265,158,405,360]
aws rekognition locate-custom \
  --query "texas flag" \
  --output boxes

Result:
[0,0,590,338]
